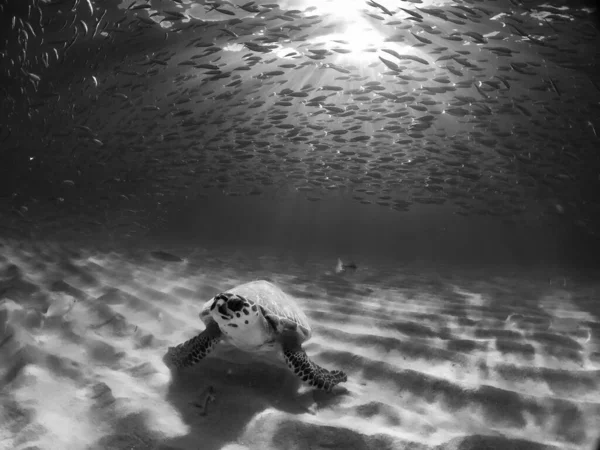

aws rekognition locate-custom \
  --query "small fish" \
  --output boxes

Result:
[462,31,486,43]
[150,250,183,262]
[411,32,432,45]
[494,75,510,89]
[84,0,93,15]
[379,56,400,71]
[400,7,422,19]
[215,7,235,15]
[335,258,357,274]
[240,2,260,13]
[366,0,393,16]
[587,121,598,138]
[319,85,344,92]
[384,50,429,65]
[548,77,560,96]
[164,10,187,20]
[75,125,94,135]
[219,28,238,38]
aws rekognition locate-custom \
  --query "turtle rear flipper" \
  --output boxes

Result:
[283,348,347,392]
[163,321,221,370]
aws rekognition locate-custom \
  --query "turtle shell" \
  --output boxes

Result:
[200,280,311,342]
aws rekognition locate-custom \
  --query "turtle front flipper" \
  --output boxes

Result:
[163,321,221,370]
[283,348,347,392]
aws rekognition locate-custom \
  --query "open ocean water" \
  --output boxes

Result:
[1,0,600,449]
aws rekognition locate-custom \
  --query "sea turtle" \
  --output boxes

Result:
[163,280,347,392]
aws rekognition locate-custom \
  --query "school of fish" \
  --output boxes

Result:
[0,0,599,239]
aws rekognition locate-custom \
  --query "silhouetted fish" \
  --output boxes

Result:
[335,258,357,274]
[150,251,183,262]
[1,0,598,238]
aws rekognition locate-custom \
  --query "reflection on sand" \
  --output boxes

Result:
[0,238,599,450]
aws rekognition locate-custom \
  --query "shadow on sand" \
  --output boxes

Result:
[158,348,345,450]
[89,349,346,450]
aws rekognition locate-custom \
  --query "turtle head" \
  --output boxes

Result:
[208,292,271,348]
[209,292,247,319]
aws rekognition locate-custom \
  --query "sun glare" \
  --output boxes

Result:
[308,0,389,59]
[312,0,368,22]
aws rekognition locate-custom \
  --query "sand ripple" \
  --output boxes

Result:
[0,238,599,450]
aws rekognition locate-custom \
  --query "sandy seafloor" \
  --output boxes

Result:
[0,237,599,450]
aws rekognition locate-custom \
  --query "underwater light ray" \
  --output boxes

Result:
[303,0,394,61]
